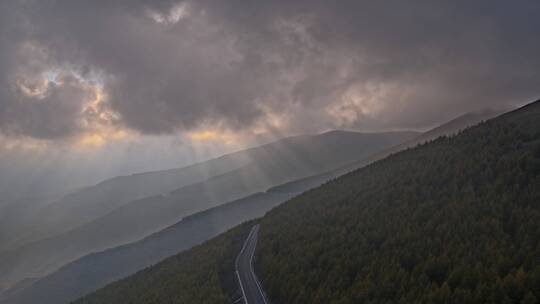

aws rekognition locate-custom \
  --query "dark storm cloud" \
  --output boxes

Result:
[0,0,539,139]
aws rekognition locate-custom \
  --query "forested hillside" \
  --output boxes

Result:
[74,223,253,304]
[4,192,293,304]
[257,100,540,303]
[8,114,501,304]
[73,99,540,304]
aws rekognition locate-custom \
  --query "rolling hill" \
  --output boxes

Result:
[0,130,418,288]
[0,191,292,304]
[0,152,249,252]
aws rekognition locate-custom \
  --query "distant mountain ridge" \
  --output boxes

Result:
[0,151,249,252]
[268,108,506,193]
[71,99,540,304]
[0,130,418,288]
[0,108,508,304]
[0,191,294,304]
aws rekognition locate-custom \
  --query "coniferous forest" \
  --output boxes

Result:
[75,100,540,303]
[257,100,540,304]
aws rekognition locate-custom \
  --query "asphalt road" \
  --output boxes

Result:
[235,225,268,304]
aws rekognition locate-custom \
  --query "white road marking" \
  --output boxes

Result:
[248,226,268,304]
[235,226,258,304]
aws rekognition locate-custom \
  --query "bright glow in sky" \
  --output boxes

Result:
[0,0,538,199]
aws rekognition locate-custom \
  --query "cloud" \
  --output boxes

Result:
[0,0,539,142]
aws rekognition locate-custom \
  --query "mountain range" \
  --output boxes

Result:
[70,99,540,304]
[0,108,504,303]
[0,130,418,289]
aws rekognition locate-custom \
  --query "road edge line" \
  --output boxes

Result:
[249,226,268,304]
[235,225,257,304]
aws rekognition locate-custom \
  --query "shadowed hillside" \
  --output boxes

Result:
[70,99,540,304]
[3,109,506,303]
[256,100,540,303]
[1,192,292,304]
[0,130,417,287]
[75,223,254,304]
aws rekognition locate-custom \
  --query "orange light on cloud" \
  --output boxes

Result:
[187,129,239,145]
[75,83,133,148]
[76,129,131,148]
[78,133,106,147]
[0,136,50,152]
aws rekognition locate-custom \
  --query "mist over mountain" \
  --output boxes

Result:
[0,130,416,288]
[0,155,248,252]
[0,1,538,303]
[271,108,506,193]
[0,191,292,304]
[1,107,504,304]
[70,99,540,304]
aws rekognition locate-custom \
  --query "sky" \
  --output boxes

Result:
[0,0,539,198]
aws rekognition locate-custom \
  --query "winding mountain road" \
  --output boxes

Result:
[235,225,268,304]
